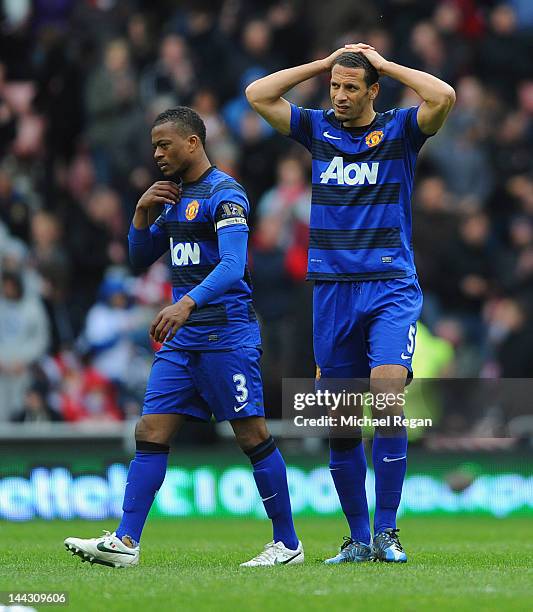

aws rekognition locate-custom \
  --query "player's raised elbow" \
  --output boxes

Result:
[245,82,262,107]
[438,84,456,110]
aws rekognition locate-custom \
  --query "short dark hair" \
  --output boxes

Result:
[152,107,207,147]
[332,52,379,87]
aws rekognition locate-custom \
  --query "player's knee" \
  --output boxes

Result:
[233,418,270,453]
[329,436,362,452]
[135,416,169,445]
[236,430,270,452]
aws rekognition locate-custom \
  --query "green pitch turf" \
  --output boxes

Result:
[1,516,531,612]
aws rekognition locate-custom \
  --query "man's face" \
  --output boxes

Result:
[330,64,377,122]
[152,122,196,177]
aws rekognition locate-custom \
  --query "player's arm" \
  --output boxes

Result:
[128,181,181,269]
[245,45,372,134]
[347,45,456,135]
[150,225,247,343]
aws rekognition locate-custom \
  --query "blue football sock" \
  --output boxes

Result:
[329,441,371,544]
[372,428,407,534]
[116,442,169,544]
[246,437,299,550]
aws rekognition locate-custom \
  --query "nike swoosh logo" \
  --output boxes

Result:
[274,551,302,565]
[400,353,411,360]
[383,456,406,463]
[96,542,136,556]
[323,131,341,140]
[234,402,248,413]
[261,493,278,502]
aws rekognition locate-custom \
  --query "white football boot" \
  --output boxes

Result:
[64,531,139,568]
[240,540,304,567]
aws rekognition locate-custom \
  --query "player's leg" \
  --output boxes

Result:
[195,347,303,566]
[115,412,185,547]
[65,347,207,567]
[231,415,302,565]
[366,275,423,562]
[314,281,373,564]
[370,364,408,562]
[321,363,373,564]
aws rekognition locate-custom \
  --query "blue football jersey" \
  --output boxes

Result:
[153,166,261,350]
[289,104,430,281]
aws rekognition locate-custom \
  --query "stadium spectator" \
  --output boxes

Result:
[0,63,17,158]
[55,350,122,423]
[438,212,500,340]
[11,378,61,423]
[82,276,145,389]
[256,156,311,250]
[85,38,142,184]
[29,210,72,351]
[0,270,49,421]
[0,166,32,243]
[139,34,196,110]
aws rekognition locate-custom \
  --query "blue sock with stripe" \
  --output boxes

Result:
[372,428,407,534]
[329,440,371,544]
[246,437,299,550]
[116,441,169,544]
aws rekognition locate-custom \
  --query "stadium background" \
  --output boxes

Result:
[0,0,532,524]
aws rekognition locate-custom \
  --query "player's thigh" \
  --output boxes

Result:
[143,346,211,421]
[367,275,423,373]
[313,281,370,377]
[194,346,265,422]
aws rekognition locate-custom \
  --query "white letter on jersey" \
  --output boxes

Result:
[170,237,200,266]
[320,158,379,185]
[360,162,379,184]
[320,156,344,184]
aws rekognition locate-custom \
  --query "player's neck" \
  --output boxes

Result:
[181,156,213,184]
[342,108,377,129]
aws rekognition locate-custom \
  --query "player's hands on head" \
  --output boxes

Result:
[137,181,182,210]
[150,295,196,343]
[322,47,353,70]
[322,44,377,71]
[343,44,388,73]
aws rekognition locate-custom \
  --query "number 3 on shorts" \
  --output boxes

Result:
[233,373,248,403]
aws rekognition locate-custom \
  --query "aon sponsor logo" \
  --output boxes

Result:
[319,156,379,185]
[170,237,200,266]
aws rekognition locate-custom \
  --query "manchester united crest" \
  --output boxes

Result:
[365,130,384,148]
[185,200,200,220]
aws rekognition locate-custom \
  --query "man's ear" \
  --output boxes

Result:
[188,135,200,152]
[369,82,380,101]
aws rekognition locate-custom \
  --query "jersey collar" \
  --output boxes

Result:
[182,165,216,186]
[324,109,382,135]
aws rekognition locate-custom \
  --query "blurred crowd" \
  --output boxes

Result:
[0,0,532,423]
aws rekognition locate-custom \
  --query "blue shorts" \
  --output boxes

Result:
[313,275,423,378]
[143,345,265,422]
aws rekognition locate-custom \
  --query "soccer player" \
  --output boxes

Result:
[64,107,303,568]
[246,43,455,562]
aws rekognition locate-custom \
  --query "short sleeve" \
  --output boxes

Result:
[289,104,321,151]
[397,106,431,153]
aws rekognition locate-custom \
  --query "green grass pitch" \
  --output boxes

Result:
[1,516,531,612]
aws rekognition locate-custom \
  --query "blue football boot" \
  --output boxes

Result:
[372,528,407,562]
[324,536,373,564]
